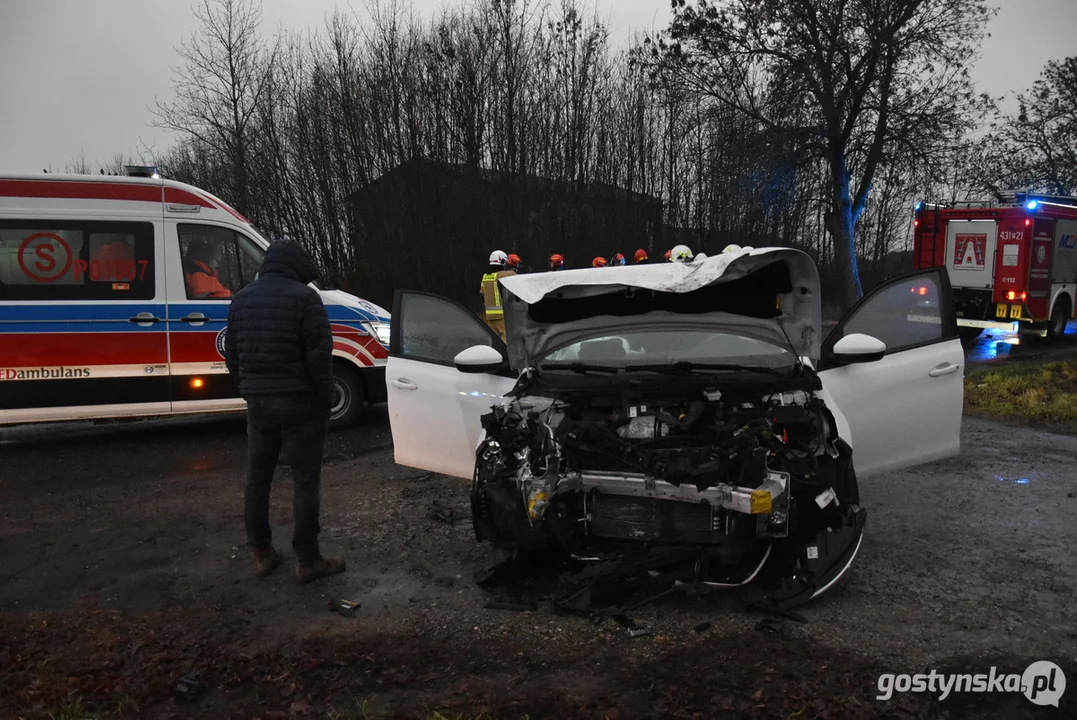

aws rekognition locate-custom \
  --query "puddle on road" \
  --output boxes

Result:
[995,475,1033,485]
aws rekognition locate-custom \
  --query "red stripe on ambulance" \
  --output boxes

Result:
[0,332,168,366]
[168,332,222,364]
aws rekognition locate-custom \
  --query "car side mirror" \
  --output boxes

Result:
[454,344,506,374]
[832,333,887,364]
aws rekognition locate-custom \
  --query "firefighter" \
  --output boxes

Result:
[670,244,694,263]
[481,250,513,339]
[633,249,649,264]
[609,253,626,266]
[549,253,565,271]
[507,253,522,273]
[592,256,608,268]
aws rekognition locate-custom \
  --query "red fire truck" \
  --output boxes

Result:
[913,192,1077,342]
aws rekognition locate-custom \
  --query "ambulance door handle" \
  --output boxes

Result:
[391,378,418,391]
[180,312,208,326]
[128,312,161,326]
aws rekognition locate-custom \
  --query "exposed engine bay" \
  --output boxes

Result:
[471,371,867,610]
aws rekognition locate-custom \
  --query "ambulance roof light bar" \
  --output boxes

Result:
[124,165,160,179]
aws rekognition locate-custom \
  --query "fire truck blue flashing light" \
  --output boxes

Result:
[914,201,923,211]
[1026,200,1039,210]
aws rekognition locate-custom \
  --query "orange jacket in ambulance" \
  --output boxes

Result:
[185,259,231,299]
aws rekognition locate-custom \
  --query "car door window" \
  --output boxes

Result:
[822,268,956,364]
[392,291,506,366]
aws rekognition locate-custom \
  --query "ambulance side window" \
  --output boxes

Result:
[0,220,156,301]
[178,225,264,300]
[236,233,264,286]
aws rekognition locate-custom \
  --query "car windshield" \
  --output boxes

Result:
[539,329,796,371]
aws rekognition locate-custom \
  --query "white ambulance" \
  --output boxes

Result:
[0,170,390,429]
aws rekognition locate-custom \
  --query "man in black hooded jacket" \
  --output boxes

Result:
[224,240,345,584]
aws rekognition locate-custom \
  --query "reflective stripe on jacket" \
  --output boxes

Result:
[481,271,513,317]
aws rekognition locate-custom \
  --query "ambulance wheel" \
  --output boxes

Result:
[1048,298,1070,341]
[958,328,983,346]
[329,364,364,430]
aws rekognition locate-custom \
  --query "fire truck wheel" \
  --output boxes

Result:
[329,364,364,430]
[1048,298,1071,341]
[958,328,983,346]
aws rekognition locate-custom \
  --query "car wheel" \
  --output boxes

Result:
[958,327,983,346]
[329,364,364,430]
[1047,298,1070,341]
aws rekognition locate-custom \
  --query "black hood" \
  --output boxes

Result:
[259,241,320,284]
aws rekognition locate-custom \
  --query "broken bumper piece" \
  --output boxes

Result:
[557,469,789,517]
[767,507,867,610]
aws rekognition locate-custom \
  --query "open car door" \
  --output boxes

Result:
[387,290,518,479]
[818,268,964,479]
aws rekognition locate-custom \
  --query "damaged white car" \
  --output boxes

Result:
[386,248,963,609]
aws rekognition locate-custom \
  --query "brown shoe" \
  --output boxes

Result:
[253,548,284,577]
[296,556,346,584]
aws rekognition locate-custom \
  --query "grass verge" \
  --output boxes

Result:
[965,359,1077,425]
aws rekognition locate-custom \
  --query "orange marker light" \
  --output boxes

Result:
[918,286,928,296]
[190,377,205,389]
[1007,291,1016,300]
[1021,292,1027,301]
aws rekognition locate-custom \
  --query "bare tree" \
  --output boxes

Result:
[649,0,993,310]
[153,0,276,216]
[976,57,1077,197]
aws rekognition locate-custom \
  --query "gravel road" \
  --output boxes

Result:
[1,410,1073,717]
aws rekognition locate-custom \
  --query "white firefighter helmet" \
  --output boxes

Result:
[693,252,708,262]
[670,244,693,263]
[722,243,742,254]
[488,250,508,265]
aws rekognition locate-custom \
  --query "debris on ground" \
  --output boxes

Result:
[485,600,539,612]
[746,602,808,624]
[174,675,202,702]
[755,617,787,635]
[427,498,455,525]
[328,598,360,618]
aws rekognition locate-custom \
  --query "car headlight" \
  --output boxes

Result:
[367,321,391,345]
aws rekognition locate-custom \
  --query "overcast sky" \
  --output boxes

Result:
[1,0,1074,173]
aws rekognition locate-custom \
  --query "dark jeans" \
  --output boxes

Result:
[244,395,329,564]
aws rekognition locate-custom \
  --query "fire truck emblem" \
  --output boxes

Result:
[953,234,987,269]
[1037,245,1047,265]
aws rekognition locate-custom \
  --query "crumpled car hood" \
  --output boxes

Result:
[498,247,822,369]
